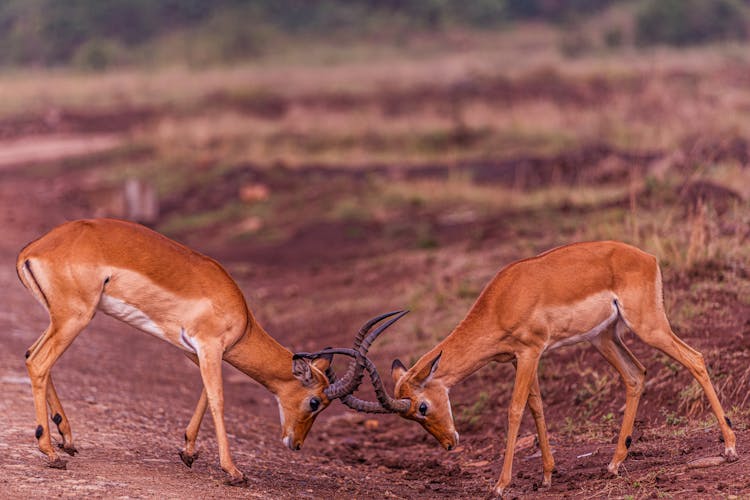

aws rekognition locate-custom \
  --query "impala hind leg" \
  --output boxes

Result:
[640,323,736,459]
[26,319,87,469]
[24,336,76,454]
[196,343,246,485]
[589,322,646,475]
[47,377,78,456]
[494,353,539,498]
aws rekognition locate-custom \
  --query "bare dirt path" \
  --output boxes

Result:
[0,134,121,170]
[1,148,748,499]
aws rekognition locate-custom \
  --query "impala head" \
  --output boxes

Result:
[276,353,333,451]
[285,310,409,451]
[391,352,459,451]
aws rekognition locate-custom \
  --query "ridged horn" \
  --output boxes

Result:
[297,348,410,413]
[323,311,407,400]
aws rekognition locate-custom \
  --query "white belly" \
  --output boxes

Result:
[545,293,620,351]
[98,293,168,342]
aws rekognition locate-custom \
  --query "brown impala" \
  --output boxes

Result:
[16,218,405,485]
[307,241,738,497]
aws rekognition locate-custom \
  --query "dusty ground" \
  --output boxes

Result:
[1,82,749,499]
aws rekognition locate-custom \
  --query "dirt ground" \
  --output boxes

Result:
[1,110,749,500]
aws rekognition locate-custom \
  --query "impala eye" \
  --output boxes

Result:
[309,397,321,412]
[418,402,428,416]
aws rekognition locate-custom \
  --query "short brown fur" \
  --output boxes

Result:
[390,241,737,497]
[17,218,335,483]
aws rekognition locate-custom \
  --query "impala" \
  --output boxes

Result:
[16,218,403,485]
[307,241,738,497]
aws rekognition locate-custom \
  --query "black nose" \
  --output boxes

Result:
[447,444,454,451]
[295,443,301,450]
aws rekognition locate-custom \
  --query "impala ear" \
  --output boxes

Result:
[391,359,407,384]
[417,351,442,387]
[311,352,332,373]
[292,357,315,387]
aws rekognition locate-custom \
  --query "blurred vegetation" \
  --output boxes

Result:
[635,0,749,46]
[2,0,749,70]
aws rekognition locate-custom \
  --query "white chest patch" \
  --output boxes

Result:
[275,396,286,429]
[98,294,167,341]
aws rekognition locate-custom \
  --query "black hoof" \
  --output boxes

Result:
[179,450,197,468]
[58,443,78,456]
[48,457,67,469]
[225,474,248,487]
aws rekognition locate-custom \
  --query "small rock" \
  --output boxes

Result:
[463,460,489,468]
[364,419,379,431]
[236,216,263,234]
[239,183,269,203]
[686,456,726,469]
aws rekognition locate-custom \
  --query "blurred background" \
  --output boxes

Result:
[1,1,749,497]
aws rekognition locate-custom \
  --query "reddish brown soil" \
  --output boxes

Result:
[0,129,748,499]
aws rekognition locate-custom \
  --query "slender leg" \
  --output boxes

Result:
[512,359,555,488]
[640,325,737,459]
[589,322,646,474]
[26,334,76,454]
[526,372,554,487]
[26,319,87,469]
[494,353,539,497]
[180,388,208,468]
[196,342,246,485]
[178,352,208,467]
[616,272,738,460]
[47,377,78,456]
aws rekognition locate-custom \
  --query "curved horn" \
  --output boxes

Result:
[336,310,410,412]
[329,372,391,413]
[324,311,408,399]
[297,348,410,413]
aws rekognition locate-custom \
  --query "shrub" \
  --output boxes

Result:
[72,38,127,71]
[635,0,749,46]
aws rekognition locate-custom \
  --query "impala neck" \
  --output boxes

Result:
[222,320,296,396]
[412,306,501,388]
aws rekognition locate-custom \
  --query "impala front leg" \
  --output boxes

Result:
[526,371,554,488]
[197,343,247,486]
[494,353,539,498]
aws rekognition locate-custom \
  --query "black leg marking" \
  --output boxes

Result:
[625,435,632,449]
[25,350,30,359]
[184,432,188,443]
[52,413,63,426]
[35,425,44,439]
[725,416,733,429]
